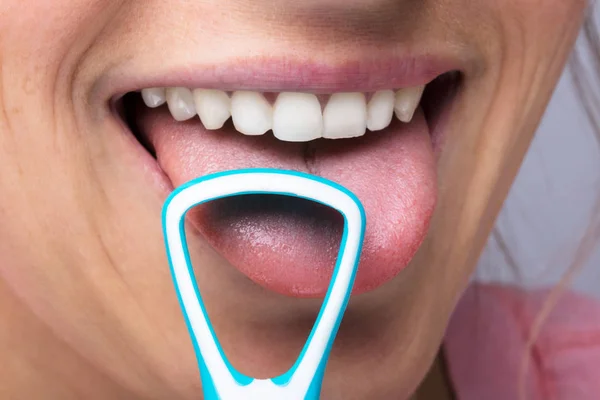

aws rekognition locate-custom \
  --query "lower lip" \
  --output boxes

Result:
[132,101,438,298]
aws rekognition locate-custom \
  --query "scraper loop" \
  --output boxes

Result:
[162,169,366,400]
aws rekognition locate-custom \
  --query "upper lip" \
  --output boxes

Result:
[98,54,469,104]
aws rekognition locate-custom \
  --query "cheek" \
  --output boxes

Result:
[470,0,587,108]
[1,1,124,66]
[493,0,586,38]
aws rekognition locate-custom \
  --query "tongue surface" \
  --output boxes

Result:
[137,104,436,297]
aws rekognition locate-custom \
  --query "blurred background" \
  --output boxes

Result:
[476,16,600,299]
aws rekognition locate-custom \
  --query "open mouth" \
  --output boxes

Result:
[111,62,462,298]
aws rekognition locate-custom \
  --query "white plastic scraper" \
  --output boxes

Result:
[162,168,366,400]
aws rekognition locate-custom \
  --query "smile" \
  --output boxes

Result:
[141,85,426,141]
[110,57,463,297]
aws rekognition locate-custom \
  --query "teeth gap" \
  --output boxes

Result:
[137,82,436,142]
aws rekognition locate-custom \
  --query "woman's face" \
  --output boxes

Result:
[0,1,587,398]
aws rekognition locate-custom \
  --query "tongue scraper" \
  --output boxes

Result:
[162,168,366,400]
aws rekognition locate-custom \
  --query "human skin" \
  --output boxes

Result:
[0,1,587,399]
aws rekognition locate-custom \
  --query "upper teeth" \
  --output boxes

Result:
[140,85,426,142]
[273,92,322,141]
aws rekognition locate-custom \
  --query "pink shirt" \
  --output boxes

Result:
[444,284,600,399]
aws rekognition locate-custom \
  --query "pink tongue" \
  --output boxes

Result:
[138,105,436,297]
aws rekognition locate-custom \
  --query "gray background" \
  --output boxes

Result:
[476,20,600,298]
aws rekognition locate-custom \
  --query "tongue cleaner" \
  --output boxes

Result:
[162,168,366,400]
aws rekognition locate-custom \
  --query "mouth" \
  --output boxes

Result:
[110,58,462,298]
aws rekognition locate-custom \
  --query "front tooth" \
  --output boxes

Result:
[141,88,166,108]
[322,93,367,139]
[166,87,197,121]
[367,90,395,131]
[394,85,425,123]
[273,93,323,142]
[193,89,231,130]
[231,91,273,136]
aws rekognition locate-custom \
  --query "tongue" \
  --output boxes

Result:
[137,104,436,297]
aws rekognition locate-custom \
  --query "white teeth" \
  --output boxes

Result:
[322,93,367,139]
[166,87,197,121]
[142,84,427,140]
[193,89,231,130]
[141,88,166,108]
[367,90,395,131]
[272,93,323,142]
[394,85,425,123]
[230,91,273,136]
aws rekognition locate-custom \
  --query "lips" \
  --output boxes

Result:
[118,61,458,298]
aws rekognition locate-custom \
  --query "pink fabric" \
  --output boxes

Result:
[444,284,600,400]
